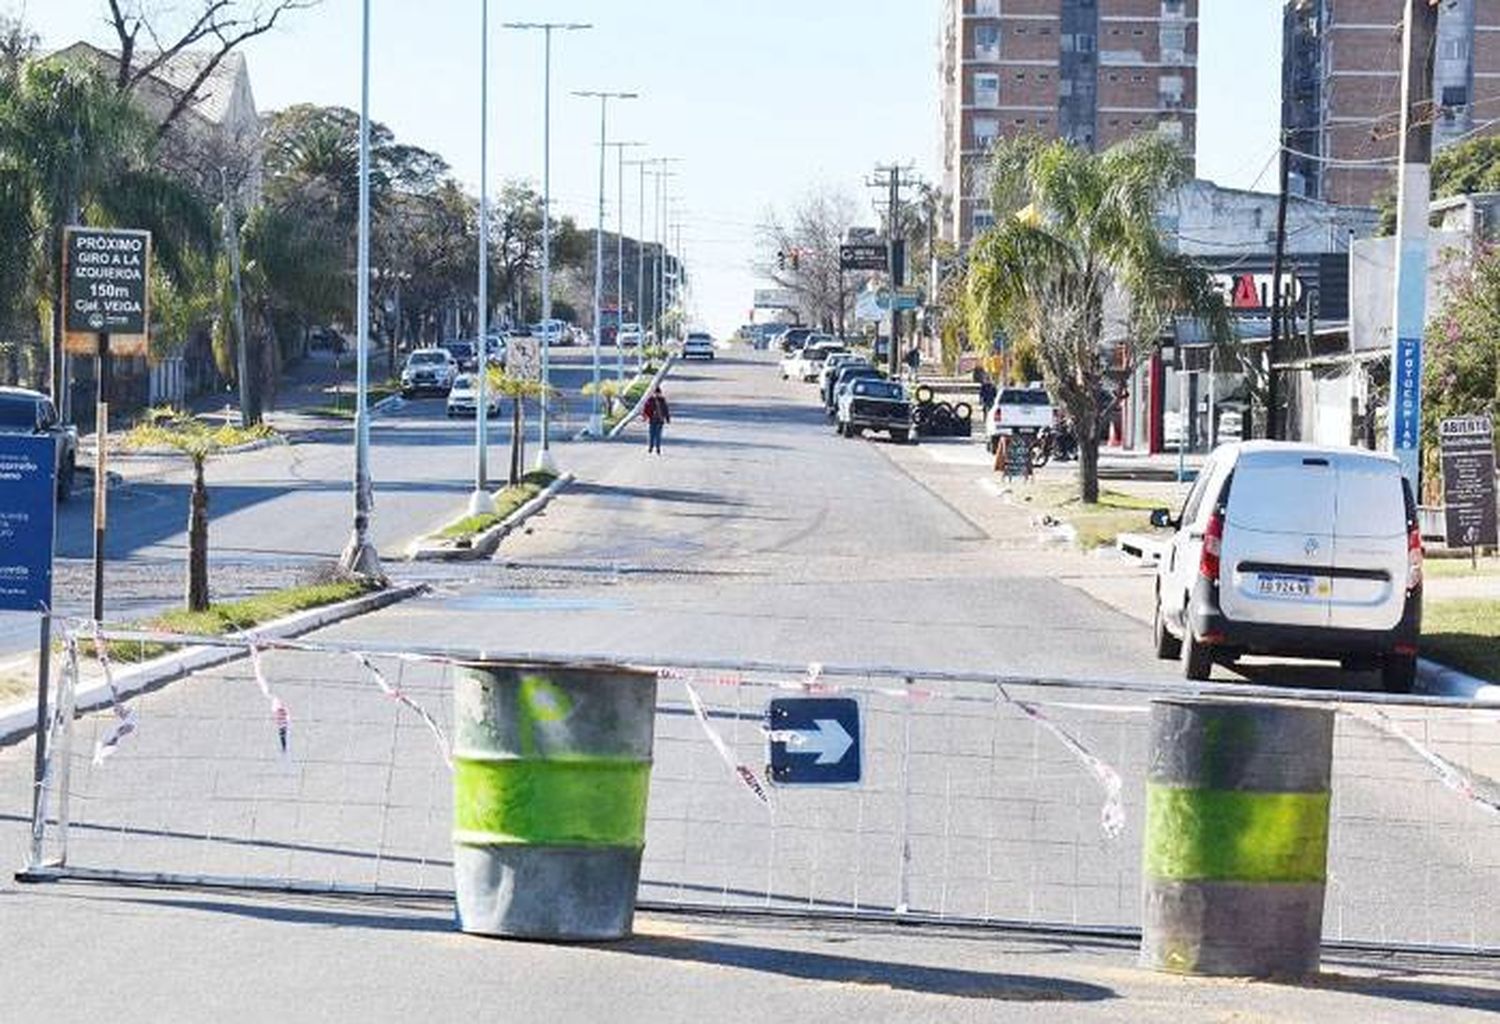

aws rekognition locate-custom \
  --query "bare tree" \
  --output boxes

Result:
[755,188,859,330]
[104,0,319,137]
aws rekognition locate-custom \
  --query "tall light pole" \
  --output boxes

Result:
[607,141,644,383]
[339,0,381,579]
[503,21,590,471]
[650,161,680,345]
[574,90,637,436]
[625,157,652,373]
[469,0,495,516]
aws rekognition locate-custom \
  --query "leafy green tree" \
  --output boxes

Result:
[1423,242,1500,495]
[1378,136,1500,234]
[966,134,1230,503]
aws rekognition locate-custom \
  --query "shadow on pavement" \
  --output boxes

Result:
[608,933,1117,1002]
[1286,969,1500,1013]
[113,893,455,934]
[567,482,751,509]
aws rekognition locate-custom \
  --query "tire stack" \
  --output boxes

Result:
[910,384,973,439]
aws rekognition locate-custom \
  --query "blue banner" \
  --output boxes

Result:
[1392,335,1422,459]
[0,434,57,612]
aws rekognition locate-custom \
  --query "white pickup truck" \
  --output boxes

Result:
[984,385,1055,453]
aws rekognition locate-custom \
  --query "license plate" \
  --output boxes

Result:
[1257,574,1314,598]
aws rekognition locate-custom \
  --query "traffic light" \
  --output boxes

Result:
[777,250,787,271]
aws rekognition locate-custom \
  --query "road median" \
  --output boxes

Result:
[406,471,574,561]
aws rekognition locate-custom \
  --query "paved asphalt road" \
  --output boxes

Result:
[1,347,1497,1021]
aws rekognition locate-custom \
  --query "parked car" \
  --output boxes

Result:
[530,320,568,347]
[818,351,867,400]
[0,387,77,500]
[617,323,643,348]
[837,378,912,443]
[1149,441,1422,692]
[985,384,1055,453]
[775,327,814,353]
[445,374,501,418]
[794,339,845,382]
[682,331,715,360]
[442,339,478,372]
[823,360,879,413]
[400,348,458,397]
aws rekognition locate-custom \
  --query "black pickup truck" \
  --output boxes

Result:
[0,387,78,500]
[835,378,913,443]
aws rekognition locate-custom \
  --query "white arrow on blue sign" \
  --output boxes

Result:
[767,697,861,785]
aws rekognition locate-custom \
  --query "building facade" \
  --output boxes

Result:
[940,0,1199,249]
[1284,0,1500,206]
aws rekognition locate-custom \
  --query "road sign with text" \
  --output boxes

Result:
[0,435,57,612]
[1440,415,1497,549]
[840,243,888,272]
[64,226,151,356]
[767,697,861,785]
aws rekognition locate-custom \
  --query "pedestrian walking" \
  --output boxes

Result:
[643,385,671,454]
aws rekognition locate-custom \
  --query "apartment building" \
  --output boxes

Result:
[940,0,1199,248]
[1284,0,1500,206]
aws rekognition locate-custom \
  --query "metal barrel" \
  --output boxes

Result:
[1141,698,1334,977]
[452,661,657,941]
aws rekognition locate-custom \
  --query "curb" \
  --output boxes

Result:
[81,435,287,462]
[406,472,575,562]
[0,582,427,747]
[1416,657,1500,702]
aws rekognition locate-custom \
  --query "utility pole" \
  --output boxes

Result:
[469,0,495,517]
[627,157,651,372]
[219,167,252,427]
[870,165,912,377]
[574,90,637,436]
[338,0,381,580]
[503,22,591,471]
[1388,0,1439,490]
[1266,127,1291,441]
[608,141,644,384]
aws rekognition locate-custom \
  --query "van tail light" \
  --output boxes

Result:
[1200,509,1224,582]
[1407,523,1423,590]
[993,407,1003,425]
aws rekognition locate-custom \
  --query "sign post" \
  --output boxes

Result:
[0,434,59,862]
[63,226,152,623]
[1439,415,1497,566]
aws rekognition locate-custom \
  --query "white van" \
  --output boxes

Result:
[1150,441,1422,692]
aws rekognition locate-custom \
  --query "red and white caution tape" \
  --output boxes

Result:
[1004,688,1126,839]
[248,645,292,761]
[680,679,772,810]
[1350,708,1500,817]
[352,653,453,770]
[89,622,138,766]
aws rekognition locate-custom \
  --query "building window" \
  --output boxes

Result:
[1058,79,1073,97]
[1133,28,1145,36]
[1442,84,1469,109]
[1015,71,1027,81]
[1039,27,1051,36]
[975,0,1000,14]
[973,208,996,232]
[1162,0,1185,16]
[1160,73,1184,101]
[974,72,1000,107]
[1157,119,1184,141]
[1132,73,1146,83]
[974,24,1000,60]
[1107,72,1120,82]
[974,116,999,149]
[1161,25,1186,57]
[1077,34,1095,53]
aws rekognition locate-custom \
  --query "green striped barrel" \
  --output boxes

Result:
[1141,699,1334,977]
[452,661,657,941]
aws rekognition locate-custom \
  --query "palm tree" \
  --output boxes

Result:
[966,134,1230,503]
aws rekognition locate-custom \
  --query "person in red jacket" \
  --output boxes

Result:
[642,385,671,454]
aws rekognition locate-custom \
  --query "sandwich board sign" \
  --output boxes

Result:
[1440,415,1496,550]
[0,435,57,612]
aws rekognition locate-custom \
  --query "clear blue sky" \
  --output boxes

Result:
[12,0,1281,337]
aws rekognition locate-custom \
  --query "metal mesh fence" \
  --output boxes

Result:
[18,624,1500,952]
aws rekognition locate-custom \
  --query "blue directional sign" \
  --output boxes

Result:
[767,697,861,786]
[0,434,56,612]
[1392,334,1422,477]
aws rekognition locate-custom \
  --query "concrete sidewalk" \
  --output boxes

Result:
[0,879,1495,1023]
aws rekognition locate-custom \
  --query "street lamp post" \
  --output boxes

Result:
[469,0,495,516]
[607,141,644,384]
[338,0,381,580]
[573,90,637,437]
[625,158,651,374]
[502,21,590,471]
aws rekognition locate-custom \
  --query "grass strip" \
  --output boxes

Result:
[434,470,557,543]
[1423,598,1500,683]
[102,579,379,664]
